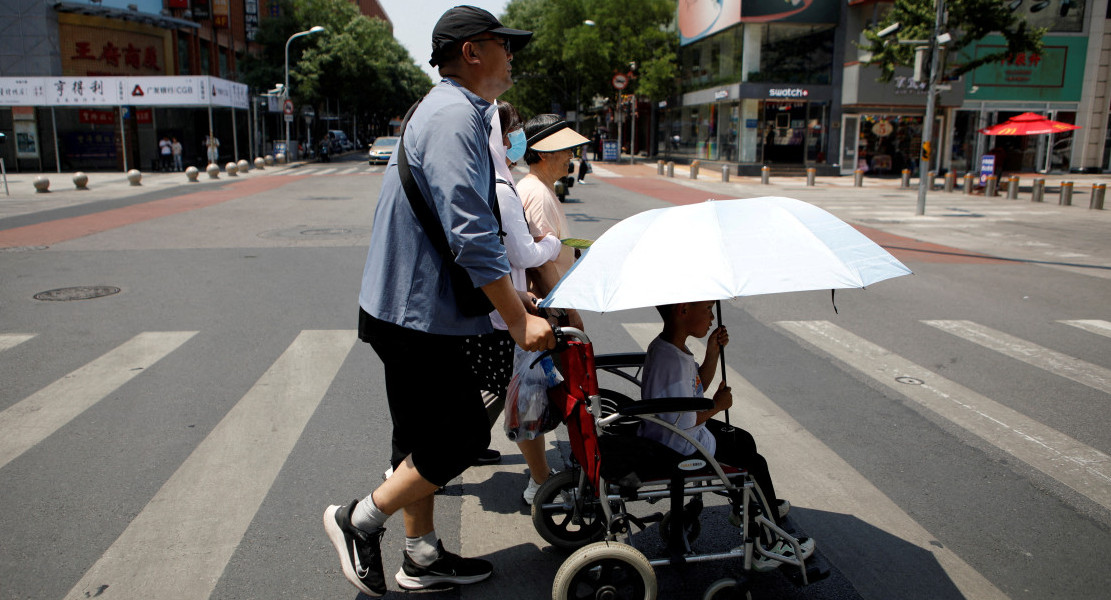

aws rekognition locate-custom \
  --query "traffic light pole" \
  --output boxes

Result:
[916,0,945,216]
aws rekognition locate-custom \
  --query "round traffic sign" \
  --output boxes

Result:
[612,74,628,90]
[283,99,294,116]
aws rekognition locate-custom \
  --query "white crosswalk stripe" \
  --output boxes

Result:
[0,331,196,471]
[63,330,357,600]
[1060,319,1111,338]
[0,333,35,353]
[777,320,1111,513]
[923,319,1111,395]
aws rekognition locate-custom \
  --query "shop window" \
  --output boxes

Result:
[745,24,834,85]
[177,37,190,75]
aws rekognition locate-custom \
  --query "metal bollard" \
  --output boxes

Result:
[666,161,674,178]
[1091,183,1106,210]
[1031,178,1045,203]
[1060,181,1073,205]
[721,164,731,183]
[657,160,664,175]
[944,171,956,193]
[761,165,770,184]
[1007,175,1019,199]
[853,169,863,187]
[963,173,974,195]
[927,171,936,190]
[985,175,997,197]
[806,167,816,186]
[690,160,700,179]
[901,169,911,189]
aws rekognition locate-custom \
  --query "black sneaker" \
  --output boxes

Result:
[474,448,501,465]
[323,501,386,597]
[394,540,493,590]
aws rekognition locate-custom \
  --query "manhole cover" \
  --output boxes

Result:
[895,376,924,385]
[34,286,121,301]
[258,226,370,240]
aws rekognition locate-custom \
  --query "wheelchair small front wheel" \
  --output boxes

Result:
[553,541,657,600]
[702,578,752,600]
[532,470,607,551]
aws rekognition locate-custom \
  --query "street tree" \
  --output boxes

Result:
[499,0,677,120]
[860,0,1044,83]
[238,0,431,140]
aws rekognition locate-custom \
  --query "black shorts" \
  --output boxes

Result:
[361,310,490,487]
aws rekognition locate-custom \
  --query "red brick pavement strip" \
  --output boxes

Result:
[0,176,308,249]
[601,172,1009,266]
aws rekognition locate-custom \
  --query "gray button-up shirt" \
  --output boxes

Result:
[359,79,510,335]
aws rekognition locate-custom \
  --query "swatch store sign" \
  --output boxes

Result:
[768,88,809,99]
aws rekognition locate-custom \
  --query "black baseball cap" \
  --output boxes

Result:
[429,5,532,67]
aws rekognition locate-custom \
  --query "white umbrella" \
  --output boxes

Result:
[539,197,911,312]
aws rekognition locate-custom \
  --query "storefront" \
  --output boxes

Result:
[954,35,1087,174]
[662,0,840,169]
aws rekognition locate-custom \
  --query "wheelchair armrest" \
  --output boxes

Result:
[619,397,714,416]
[594,352,647,369]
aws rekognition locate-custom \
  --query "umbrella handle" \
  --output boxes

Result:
[716,300,731,427]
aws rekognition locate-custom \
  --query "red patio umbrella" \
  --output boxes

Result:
[980,112,1081,136]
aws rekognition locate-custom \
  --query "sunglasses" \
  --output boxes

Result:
[469,36,512,53]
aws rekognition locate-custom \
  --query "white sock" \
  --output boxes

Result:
[405,531,441,566]
[351,493,389,533]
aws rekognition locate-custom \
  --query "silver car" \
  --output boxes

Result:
[367,136,399,164]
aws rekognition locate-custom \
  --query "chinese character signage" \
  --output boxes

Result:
[245,0,260,41]
[966,36,1087,103]
[0,76,248,109]
[213,0,230,28]
[59,18,167,76]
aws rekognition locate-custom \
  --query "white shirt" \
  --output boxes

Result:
[489,176,561,330]
[639,335,717,456]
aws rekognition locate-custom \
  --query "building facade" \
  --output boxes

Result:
[658,0,1111,176]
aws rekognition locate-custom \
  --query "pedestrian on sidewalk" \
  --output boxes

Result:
[159,136,172,172]
[204,133,219,165]
[171,137,183,172]
[576,151,591,184]
[323,7,550,598]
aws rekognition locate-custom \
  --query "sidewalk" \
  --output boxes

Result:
[0,162,305,220]
[593,161,1111,281]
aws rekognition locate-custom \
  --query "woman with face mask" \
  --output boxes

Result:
[464,100,563,504]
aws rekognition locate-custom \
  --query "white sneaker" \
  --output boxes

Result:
[752,537,815,572]
[522,470,557,505]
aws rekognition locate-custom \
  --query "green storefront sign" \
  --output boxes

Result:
[964,35,1086,103]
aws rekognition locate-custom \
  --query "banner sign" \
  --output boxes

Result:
[213,0,230,28]
[0,76,247,109]
[245,0,260,41]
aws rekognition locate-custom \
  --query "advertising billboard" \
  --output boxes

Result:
[679,0,839,46]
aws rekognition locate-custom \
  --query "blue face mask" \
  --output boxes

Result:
[506,129,527,163]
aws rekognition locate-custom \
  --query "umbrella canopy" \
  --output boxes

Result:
[980,112,1081,136]
[539,197,911,313]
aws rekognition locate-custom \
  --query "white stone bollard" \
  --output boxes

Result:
[73,172,89,190]
[186,166,200,182]
[264,155,275,166]
[254,157,265,170]
[127,169,142,186]
[33,176,50,193]
[207,163,220,179]
[237,159,250,173]
[225,162,238,176]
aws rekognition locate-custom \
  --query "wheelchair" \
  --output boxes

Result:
[530,328,828,599]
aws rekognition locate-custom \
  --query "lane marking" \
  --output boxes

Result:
[0,333,35,353]
[0,332,197,470]
[314,167,338,176]
[1060,319,1111,339]
[923,320,1111,395]
[64,330,357,600]
[777,320,1111,513]
[623,323,1007,600]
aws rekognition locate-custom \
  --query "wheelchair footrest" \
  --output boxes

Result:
[787,555,831,587]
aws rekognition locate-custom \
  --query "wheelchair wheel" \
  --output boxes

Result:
[552,541,656,600]
[702,578,752,600]
[532,470,607,551]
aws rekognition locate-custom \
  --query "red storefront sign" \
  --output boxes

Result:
[79,108,115,124]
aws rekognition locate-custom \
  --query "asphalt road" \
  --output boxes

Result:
[1,153,1109,600]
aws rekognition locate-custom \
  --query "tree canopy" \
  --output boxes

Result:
[499,0,678,119]
[860,0,1044,83]
[238,0,431,135]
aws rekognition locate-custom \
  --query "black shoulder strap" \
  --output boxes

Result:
[396,99,503,264]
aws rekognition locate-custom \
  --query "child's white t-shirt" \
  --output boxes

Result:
[640,335,717,456]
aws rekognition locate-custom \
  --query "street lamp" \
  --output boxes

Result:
[284,26,325,162]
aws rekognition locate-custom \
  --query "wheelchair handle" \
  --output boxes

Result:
[527,326,589,369]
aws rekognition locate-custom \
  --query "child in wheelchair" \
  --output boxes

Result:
[643,301,814,571]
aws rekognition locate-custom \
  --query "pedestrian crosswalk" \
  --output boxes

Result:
[2,318,1109,598]
[272,164,385,176]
